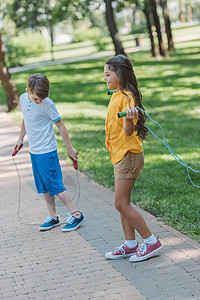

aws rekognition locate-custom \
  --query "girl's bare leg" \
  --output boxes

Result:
[120,213,136,240]
[120,178,136,240]
[43,193,57,219]
[57,190,80,218]
[115,178,152,239]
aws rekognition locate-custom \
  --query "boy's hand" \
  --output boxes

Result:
[14,139,23,151]
[125,108,138,119]
[68,147,78,162]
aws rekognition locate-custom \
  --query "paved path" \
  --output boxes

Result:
[8,47,148,74]
[0,107,200,300]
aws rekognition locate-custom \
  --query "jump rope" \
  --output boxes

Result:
[12,90,199,225]
[108,89,200,188]
[116,107,200,189]
[12,145,80,226]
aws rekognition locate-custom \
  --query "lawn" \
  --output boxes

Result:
[1,36,200,242]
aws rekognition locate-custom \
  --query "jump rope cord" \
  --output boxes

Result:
[12,156,40,226]
[75,169,80,207]
[136,106,200,188]
[12,155,81,226]
[12,156,21,217]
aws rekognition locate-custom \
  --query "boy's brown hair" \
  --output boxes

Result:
[27,74,49,99]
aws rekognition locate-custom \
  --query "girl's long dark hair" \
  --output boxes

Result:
[106,55,148,141]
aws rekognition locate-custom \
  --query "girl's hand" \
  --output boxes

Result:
[125,107,138,119]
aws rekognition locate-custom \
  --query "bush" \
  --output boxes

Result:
[6,31,47,68]
[94,35,112,52]
[73,25,102,43]
[131,22,147,34]
[73,25,111,52]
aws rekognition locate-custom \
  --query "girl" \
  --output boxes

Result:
[104,55,162,262]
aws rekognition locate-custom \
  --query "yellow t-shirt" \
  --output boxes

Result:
[105,89,143,165]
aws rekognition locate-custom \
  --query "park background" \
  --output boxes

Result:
[0,0,199,242]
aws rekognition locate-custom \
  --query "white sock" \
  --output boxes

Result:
[125,240,137,248]
[143,234,157,245]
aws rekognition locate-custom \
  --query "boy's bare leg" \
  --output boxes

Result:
[57,190,81,218]
[43,193,57,219]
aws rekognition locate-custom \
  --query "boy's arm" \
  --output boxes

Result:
[123,108,138,136]
[14,119,26,150]
[55,119,78,161]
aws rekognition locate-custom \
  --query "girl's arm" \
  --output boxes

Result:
[55,119,78,161]
[123,108,138,136]
[14,119,26,149]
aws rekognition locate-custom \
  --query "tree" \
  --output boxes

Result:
[143,3,157,57]
[123,0,166,57]
[179,0,185,23]
[149,0,167,57]
[159,0,175,51]
[104,0,126,55]
[8,0,72,60]
[0,31,19,111]
[9,0,54,59]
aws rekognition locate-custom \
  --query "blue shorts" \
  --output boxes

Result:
[30,150,66,197]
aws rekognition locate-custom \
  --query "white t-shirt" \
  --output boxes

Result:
[20,93,61,154]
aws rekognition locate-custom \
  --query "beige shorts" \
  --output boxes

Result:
[114,151,144,179]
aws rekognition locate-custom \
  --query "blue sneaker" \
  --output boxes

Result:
[62,213,85,232]
[39,216,60,231]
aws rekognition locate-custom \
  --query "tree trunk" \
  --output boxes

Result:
[45,5,55,61]
[104,0,125,55]
[48,18,54,61]
[132,4,136,25]
[143,6,157,57]
[187,5,192,22]
[160,0,175,51]
[150,0,167,57]
[179,0,185,23]
[0,32,19,112]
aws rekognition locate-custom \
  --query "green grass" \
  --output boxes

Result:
[22,40,97,65]
[1,37,200,242]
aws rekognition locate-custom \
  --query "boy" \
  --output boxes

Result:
[14,74,84,231]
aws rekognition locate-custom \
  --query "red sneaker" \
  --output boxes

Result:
[129,238,162,262]
[105,243,138,260]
